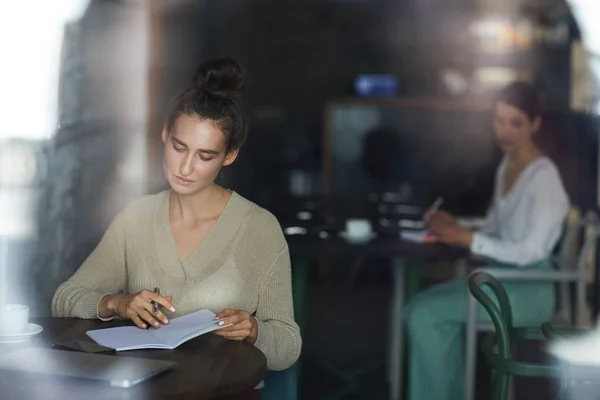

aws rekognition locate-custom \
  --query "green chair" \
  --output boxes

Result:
[261,365,298,400]
[464,213,600,400]
[468,271,563,400]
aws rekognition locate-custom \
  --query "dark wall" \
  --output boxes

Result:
[210,1,573,199]
[151,0,575,202]
[326,102,499,214]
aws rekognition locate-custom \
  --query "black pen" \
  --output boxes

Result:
[153,287,160,314]
[142,288,161,330]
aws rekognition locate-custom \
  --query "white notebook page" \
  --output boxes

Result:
[87,325,165,350]
[87,309,227,351]
[153,309,226,348]
[400,229,430,243]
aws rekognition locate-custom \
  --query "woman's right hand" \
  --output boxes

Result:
[101,290,176,329]
[426,210,456,230]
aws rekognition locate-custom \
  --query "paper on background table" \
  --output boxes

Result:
[87,309,231,351]
[400,230,431,243]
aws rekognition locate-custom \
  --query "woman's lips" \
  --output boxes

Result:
[498,140,514,148]
[174,175,194,184]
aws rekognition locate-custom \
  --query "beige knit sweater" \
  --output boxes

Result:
[52,190,301,371]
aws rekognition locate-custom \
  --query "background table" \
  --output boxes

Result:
[0,318,267,400]
[287,234,468,399]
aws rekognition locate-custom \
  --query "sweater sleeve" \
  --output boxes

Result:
[253,244,302,371]
[51,212,127,319]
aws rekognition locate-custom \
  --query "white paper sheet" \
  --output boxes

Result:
[87,309,229,351]
[400,230,431,243]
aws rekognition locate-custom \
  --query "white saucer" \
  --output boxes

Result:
[339,231,377,244]
[0,323,43,344]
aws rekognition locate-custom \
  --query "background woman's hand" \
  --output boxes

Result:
[426,210,456,231]
[103,290,176,329]
[212,309,258,343]
[429,223,474,248]
[424,210,474,248]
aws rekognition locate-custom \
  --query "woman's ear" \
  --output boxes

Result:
[223,148,239,166]
[531,116,542,135]
[161,127,169,144]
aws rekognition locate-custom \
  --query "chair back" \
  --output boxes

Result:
[575,215,600,274]
[468,271,565,400]
[261,365,298,400]
[554,212,600,324]
[554,212,599,273]
[468,272,513,358]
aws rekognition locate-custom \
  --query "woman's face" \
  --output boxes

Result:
[162,114,238,195]
[492,101,540,154]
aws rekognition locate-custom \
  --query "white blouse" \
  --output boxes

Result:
[459,156,569,267]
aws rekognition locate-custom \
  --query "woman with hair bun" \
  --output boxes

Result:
[52,58,301,371]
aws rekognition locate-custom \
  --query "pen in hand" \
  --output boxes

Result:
[153,287,160,314]
[424,196,444,223]
[142,288,161,330]
[142,287,161,330]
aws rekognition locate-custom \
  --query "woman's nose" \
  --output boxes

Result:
[179,156,194,176]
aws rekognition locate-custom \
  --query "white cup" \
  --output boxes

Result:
[0,304,29,335]
[345,219,372,238]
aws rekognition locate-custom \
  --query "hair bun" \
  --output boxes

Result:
[193,58,244,100]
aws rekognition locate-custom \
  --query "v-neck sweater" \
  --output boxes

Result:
[51,190,301,371]
[462,156,569,266]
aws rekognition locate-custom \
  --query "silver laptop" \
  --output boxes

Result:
[0,348,176,388]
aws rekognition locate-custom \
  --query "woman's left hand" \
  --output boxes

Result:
[430,222,474,248]
[213,309,259,343]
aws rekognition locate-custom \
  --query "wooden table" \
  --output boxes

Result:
[0,318,267,400]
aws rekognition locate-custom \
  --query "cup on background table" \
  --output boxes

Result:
[344,219,373,240]
[0,304,29,335]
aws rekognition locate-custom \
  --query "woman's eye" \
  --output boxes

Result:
[199,155,213,162]
[510,121,524,129]
[173,144,185,153]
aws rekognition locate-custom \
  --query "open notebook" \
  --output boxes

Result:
[87,309,231,351]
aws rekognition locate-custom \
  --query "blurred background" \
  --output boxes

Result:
[2,0,600,398]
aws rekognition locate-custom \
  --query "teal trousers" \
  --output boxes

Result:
[404,262,555,400]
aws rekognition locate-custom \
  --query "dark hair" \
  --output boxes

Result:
[165,57,247,152]
[495,81,541,121]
